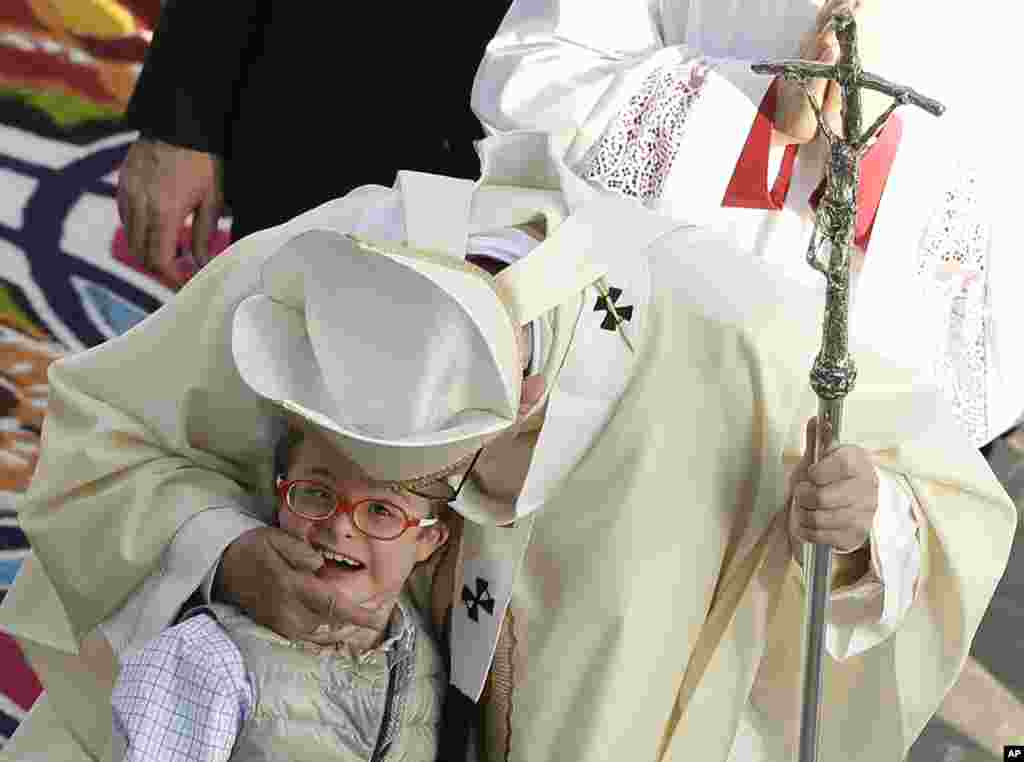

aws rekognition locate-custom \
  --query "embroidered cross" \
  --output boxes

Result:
[593,281,636,353]
[593,285,634,332]
[461,577,496,622]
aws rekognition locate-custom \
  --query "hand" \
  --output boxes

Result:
[468,373,546,502]
[217,527,397,640]
[787,417,878,554]
[774,0,863,144]
[116,138,224,288]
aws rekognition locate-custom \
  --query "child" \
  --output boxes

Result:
[110,420,452,762]
[105,222,548,762]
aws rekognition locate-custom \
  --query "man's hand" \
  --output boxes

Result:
[470,372,546,502]
[116,138,224,288]
[774,0,863,145]
[217,527,396,640]
[787,417,878,554]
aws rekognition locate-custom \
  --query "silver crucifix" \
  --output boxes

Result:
[752,12,944,762]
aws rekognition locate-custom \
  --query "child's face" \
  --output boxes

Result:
[277,428,448,606]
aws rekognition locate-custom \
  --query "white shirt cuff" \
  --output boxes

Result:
[187,507,266,605]
[824,465,921,660]
[870,467,922,628]
[98,506,267,659]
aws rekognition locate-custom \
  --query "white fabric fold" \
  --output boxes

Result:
[98,505,268,661]
[825,467,921,661]
[466,227,546,371]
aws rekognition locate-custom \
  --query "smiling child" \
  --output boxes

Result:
[110,421,451,762]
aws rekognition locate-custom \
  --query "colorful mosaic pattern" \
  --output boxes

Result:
[0,0,232,743]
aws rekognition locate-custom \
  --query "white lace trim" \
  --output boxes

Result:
[916,164,992,446]
[576,59,711,205]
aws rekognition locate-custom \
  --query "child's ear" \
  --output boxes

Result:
[416,522,450,563]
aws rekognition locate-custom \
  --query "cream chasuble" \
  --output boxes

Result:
[441,196,1016,761]
[0,135,1015,762]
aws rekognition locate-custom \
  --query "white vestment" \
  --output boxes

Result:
[472,0,1023,447]
[0,137,1014,762]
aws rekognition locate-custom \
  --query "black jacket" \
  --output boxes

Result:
[125,0,510,240]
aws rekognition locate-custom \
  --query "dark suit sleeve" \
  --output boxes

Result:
[123,0,266,156]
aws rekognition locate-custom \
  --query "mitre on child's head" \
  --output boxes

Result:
[230,145,610,493]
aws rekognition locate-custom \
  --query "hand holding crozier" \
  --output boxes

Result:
[786,417,879,565]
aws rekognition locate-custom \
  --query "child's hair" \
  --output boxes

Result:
[466,253,509,277]
[273,424,305,482]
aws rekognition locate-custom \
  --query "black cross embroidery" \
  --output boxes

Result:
[594,286,634,332]
[461,577,495,623]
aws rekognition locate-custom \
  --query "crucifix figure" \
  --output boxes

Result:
[752,12,944,762]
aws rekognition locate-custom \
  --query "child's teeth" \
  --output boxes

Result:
[321,549,363,567]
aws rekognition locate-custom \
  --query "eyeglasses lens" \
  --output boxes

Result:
[354,500,406,540]
[287,483,408,540]
[287,483,335,518]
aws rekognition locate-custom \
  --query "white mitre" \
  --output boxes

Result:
[228,132,605,492]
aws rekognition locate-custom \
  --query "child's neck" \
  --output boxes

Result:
[302,602,396,653]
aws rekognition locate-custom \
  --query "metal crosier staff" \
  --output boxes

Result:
[752,12,944,762]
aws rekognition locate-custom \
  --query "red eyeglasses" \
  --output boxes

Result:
[276,478,439,541]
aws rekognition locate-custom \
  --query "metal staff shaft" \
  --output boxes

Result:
[798,222,857,762]
[800,398,843,762]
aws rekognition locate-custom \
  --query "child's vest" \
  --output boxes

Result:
[209,598,444,761]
